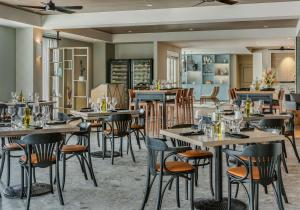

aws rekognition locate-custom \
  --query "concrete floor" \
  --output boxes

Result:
[0,133,300,210]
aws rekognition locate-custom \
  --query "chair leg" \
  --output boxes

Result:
[33,168,36,183]
[102,135,106,160]
[289,135,300,163]
[20,166,25,199]
[6,151,10,186]
[234,183,240,198]
[141,170,156,210]
[228,178,232,210]
[55,159,64,205]
[62,154,66,191]
[255,183,259,210]
[156,173,164,210]
[272,182,284,210]
[75,155,88,180]
[111,137,115,165]
[176,177,180,208]
[282,154,288,173]
[97,128,101,148]
[49,165,54,194]
[86,153,98,187]
[0,150,6,179]
[135,131,141,150]
[128,135,136,163]
[26,167,32,210]
[190,173,195,210]
[209,159,214,197]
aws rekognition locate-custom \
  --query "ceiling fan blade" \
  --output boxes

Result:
[192,0,206,7]
[55,6,75,14]
[18,5,45,9]
[217,0,238,5]
[60,6,83,10]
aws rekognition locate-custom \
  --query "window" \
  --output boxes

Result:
[167,51,179,83]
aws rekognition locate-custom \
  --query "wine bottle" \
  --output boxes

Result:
[245,95,251,117]
[23,107,31,128]
[18,90,23,102]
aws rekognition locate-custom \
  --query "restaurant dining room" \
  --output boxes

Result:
[1,0,300,210]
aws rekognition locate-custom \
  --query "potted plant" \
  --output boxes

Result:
[262,69,276,88]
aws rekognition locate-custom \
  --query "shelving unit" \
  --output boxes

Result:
[49,47,91,113]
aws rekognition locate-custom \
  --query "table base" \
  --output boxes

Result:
[3,183,52,199]
[91,151,121,158]
[194,198,247,210]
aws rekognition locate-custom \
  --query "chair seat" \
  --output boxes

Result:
[179,149,213,159]
[4,143,25,150]
[227,166,260,180]
[156,161,194,173]
[104,129,129,136]
[239,156,257,162]
[131,124,144,130]
[91,122,102,128]
[61,145,87,153]
[20,154,56,164]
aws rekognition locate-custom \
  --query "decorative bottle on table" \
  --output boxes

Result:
[23,107,31,128]
[245,95,251,117]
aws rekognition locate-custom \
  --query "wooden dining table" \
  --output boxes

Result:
[0,124,80,199]
[134,89,180,129]
[160,128,285,209]
[223,113,291,122]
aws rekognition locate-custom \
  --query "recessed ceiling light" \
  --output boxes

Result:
[146,3,153,7]
[287,37,293,40]
[263,25,268,28]
[128,30,132,33]
[189,28,194,31]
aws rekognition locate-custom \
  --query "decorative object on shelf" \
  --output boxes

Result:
[79,60,86,81]
[262,69,276,88]
[67,86,72,108]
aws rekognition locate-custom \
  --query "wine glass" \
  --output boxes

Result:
[111,97,118,110]
[240,100,246,113]
[28,92,33,102]
[233,110,243,133]
[32,104,40,125]
[11,92,17,103]
[42,106,50,126]
[34,92,40,103]
[7,106,15,128]
[18,107,26,128]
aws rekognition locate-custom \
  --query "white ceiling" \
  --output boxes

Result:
[1,0,300,14]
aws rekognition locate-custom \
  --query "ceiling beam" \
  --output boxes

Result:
[112,28,296,43]
[42,1,300,29]
[59,28,112,42]
[0,3,42,27]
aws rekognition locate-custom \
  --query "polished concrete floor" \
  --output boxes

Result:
[0,132,300,210]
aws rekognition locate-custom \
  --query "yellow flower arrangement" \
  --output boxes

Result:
[262,69,276,87]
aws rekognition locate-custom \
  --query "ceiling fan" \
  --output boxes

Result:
[18,0,83,14]
[193,0,238,7]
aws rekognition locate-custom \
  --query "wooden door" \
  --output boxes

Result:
[240,64,253,88]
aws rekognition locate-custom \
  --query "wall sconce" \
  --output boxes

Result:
[35,41,42,59]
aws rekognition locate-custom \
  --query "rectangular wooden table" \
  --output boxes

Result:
[236,91,274,111]
[160,128,285,209]
[134,89,180,129]
[223,113,291,122]
[70,109,139,121]
[0,124,80,199]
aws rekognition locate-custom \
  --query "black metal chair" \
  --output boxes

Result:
[0,103,8,122]
[130,109,146,149]
[60,121,98,190]
[224,142,284,210]
[283,112,300,163]
[169,124,214,200]
[18,133,64,210]
[102,113,135,165]
[258,119,288,173]
[141,137,195,210]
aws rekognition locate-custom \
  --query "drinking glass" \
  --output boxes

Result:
[233,110,243,133]
[32,104,40,125]
[28,92,33,102]
[240,100,246,113]
[34,92,40,103]
[111,97,118,110]
[7,106,15,128]
[11,92,17,103]
[42,106,50,126]
[18,107,26,128]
